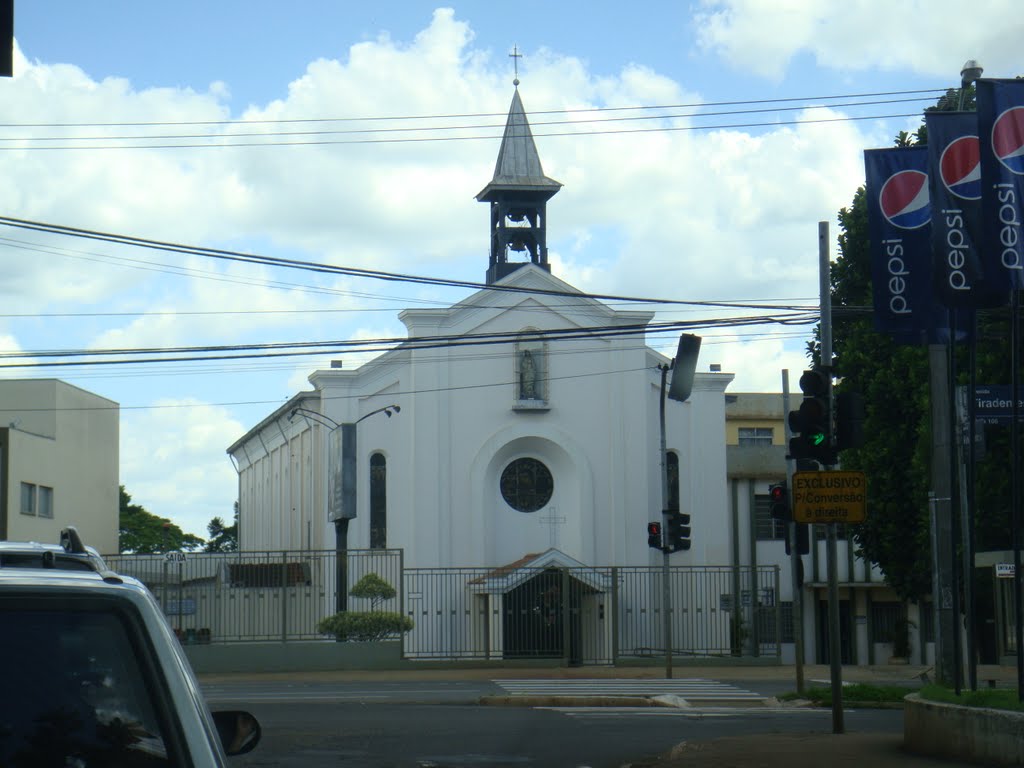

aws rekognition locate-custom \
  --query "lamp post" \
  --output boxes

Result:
[288,404,401,613]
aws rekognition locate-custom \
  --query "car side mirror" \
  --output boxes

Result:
[212,710,261,756]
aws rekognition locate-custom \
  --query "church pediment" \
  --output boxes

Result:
[467,548,610,595]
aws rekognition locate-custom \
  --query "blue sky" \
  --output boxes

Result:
[3,2,1020,537]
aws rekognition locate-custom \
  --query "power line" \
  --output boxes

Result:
[0,96,934,145]
[0,215,819,313]
[0,87,945,129]
[0,111,923,151]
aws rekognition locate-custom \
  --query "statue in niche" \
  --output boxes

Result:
[519,349,539,400]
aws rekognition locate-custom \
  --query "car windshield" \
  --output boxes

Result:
[0,605,172,767]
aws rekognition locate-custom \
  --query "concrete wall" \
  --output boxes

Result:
[183,641,403,674]
[905,694,1024,766]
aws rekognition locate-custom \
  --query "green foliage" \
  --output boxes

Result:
[349,572,396,607]
[316,611,413,642]
[831,187,934,600]
[204,502,239,553]
[921,684,1024,712]
[780,684,914,706]
[118,486,204,554]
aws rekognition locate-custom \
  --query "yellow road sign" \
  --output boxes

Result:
[792,470,867,524]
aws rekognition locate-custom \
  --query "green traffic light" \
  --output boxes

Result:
[810,432,826,446]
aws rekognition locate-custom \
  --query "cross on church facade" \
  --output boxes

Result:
[538,507,566,547]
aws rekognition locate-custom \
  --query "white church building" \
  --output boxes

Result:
[228,86,734,572]
[224,87,798,664]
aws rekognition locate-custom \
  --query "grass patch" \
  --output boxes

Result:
[779,683,915,705]
[780,683,1024,712]
[919,684,1024,713]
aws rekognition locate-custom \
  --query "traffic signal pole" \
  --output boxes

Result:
[659,363,673,679]
[819,221,844,735]
[782,371,805,695]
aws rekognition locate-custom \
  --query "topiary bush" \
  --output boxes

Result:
[317,610,413,642]
[317,573,413,641]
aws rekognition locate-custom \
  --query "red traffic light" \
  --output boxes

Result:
[647,522,662,536]
[769,484,786,503]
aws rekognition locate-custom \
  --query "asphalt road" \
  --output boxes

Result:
[206,680,905,768]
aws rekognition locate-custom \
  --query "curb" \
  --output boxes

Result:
[478,695,769,708]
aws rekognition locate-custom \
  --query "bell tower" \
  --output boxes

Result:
[476,85,562,284]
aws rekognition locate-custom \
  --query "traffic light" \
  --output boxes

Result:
[768,482,790,522]
[785,522,810,556]
[788,368,835,466]
[666,512,691,552]
[835,390,865,452]
[647,521,663,550]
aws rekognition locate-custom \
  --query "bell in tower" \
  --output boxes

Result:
[476,85,561,284]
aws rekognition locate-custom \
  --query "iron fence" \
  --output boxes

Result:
[105,551,779,662]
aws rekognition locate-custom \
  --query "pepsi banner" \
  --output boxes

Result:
[977,79,1024,292]
[864,146,946,343]
[925,111,1002,309]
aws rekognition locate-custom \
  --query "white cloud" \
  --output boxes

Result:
[120,399,246,538]
[694,0,1023,81]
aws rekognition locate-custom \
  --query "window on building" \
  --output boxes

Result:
[37,486,53,519]
[738,427,774,446]
[871,601,907,643]
[20,483,35,516]
[754,494,786,541]
[369,453,387,549]
[500,457,554,513]
[666,451,679,512]
[813,523,847,541]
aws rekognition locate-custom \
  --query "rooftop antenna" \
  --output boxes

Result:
[509,45,522,87]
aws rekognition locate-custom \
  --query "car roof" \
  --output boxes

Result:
[0,563,148,593]
[0,527,109,572]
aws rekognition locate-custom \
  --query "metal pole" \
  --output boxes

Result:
[965,321,978,690]
[659,364,673,679]
[1012,289,1023,701]
[783,370,804,694]
[819,220,843,734]
[949,311,963,695]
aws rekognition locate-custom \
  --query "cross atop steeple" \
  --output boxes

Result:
[476,86,562,284]
[509,45,522,87]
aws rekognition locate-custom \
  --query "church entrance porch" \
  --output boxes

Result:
[501,567,592,663]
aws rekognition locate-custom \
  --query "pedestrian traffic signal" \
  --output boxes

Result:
[788,368,835,466]
[769,482,790,522]
[647,521,663,550]
[666,512,692,552]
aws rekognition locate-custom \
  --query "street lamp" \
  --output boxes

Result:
[958,59,983,110]
[289,403,401,613]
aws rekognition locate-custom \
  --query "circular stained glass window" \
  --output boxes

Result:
[500,457,554,513]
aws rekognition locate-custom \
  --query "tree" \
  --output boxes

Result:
[204,502,239,553]
[118,486,204,554]
[316,573,413,642]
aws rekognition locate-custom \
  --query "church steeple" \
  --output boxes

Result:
[476,86,562,284]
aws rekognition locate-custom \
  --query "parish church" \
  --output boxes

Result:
[227,84,735,576]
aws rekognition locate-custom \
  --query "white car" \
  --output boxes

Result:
[0,528,260,767]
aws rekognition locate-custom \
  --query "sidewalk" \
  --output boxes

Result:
[198,661,1018,687]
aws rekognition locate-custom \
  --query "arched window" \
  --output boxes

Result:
[667,451,680,512]
[369,453,387,549]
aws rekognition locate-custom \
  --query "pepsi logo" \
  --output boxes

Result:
[939,135,981,200]
[993,106,1024,175]
[880,170,930,229]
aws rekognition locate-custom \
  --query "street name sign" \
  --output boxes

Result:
[792,471,867,524]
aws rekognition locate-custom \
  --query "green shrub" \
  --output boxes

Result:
[920,684,1024,712]
[349,573,397,607]
[317,610,413,642]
